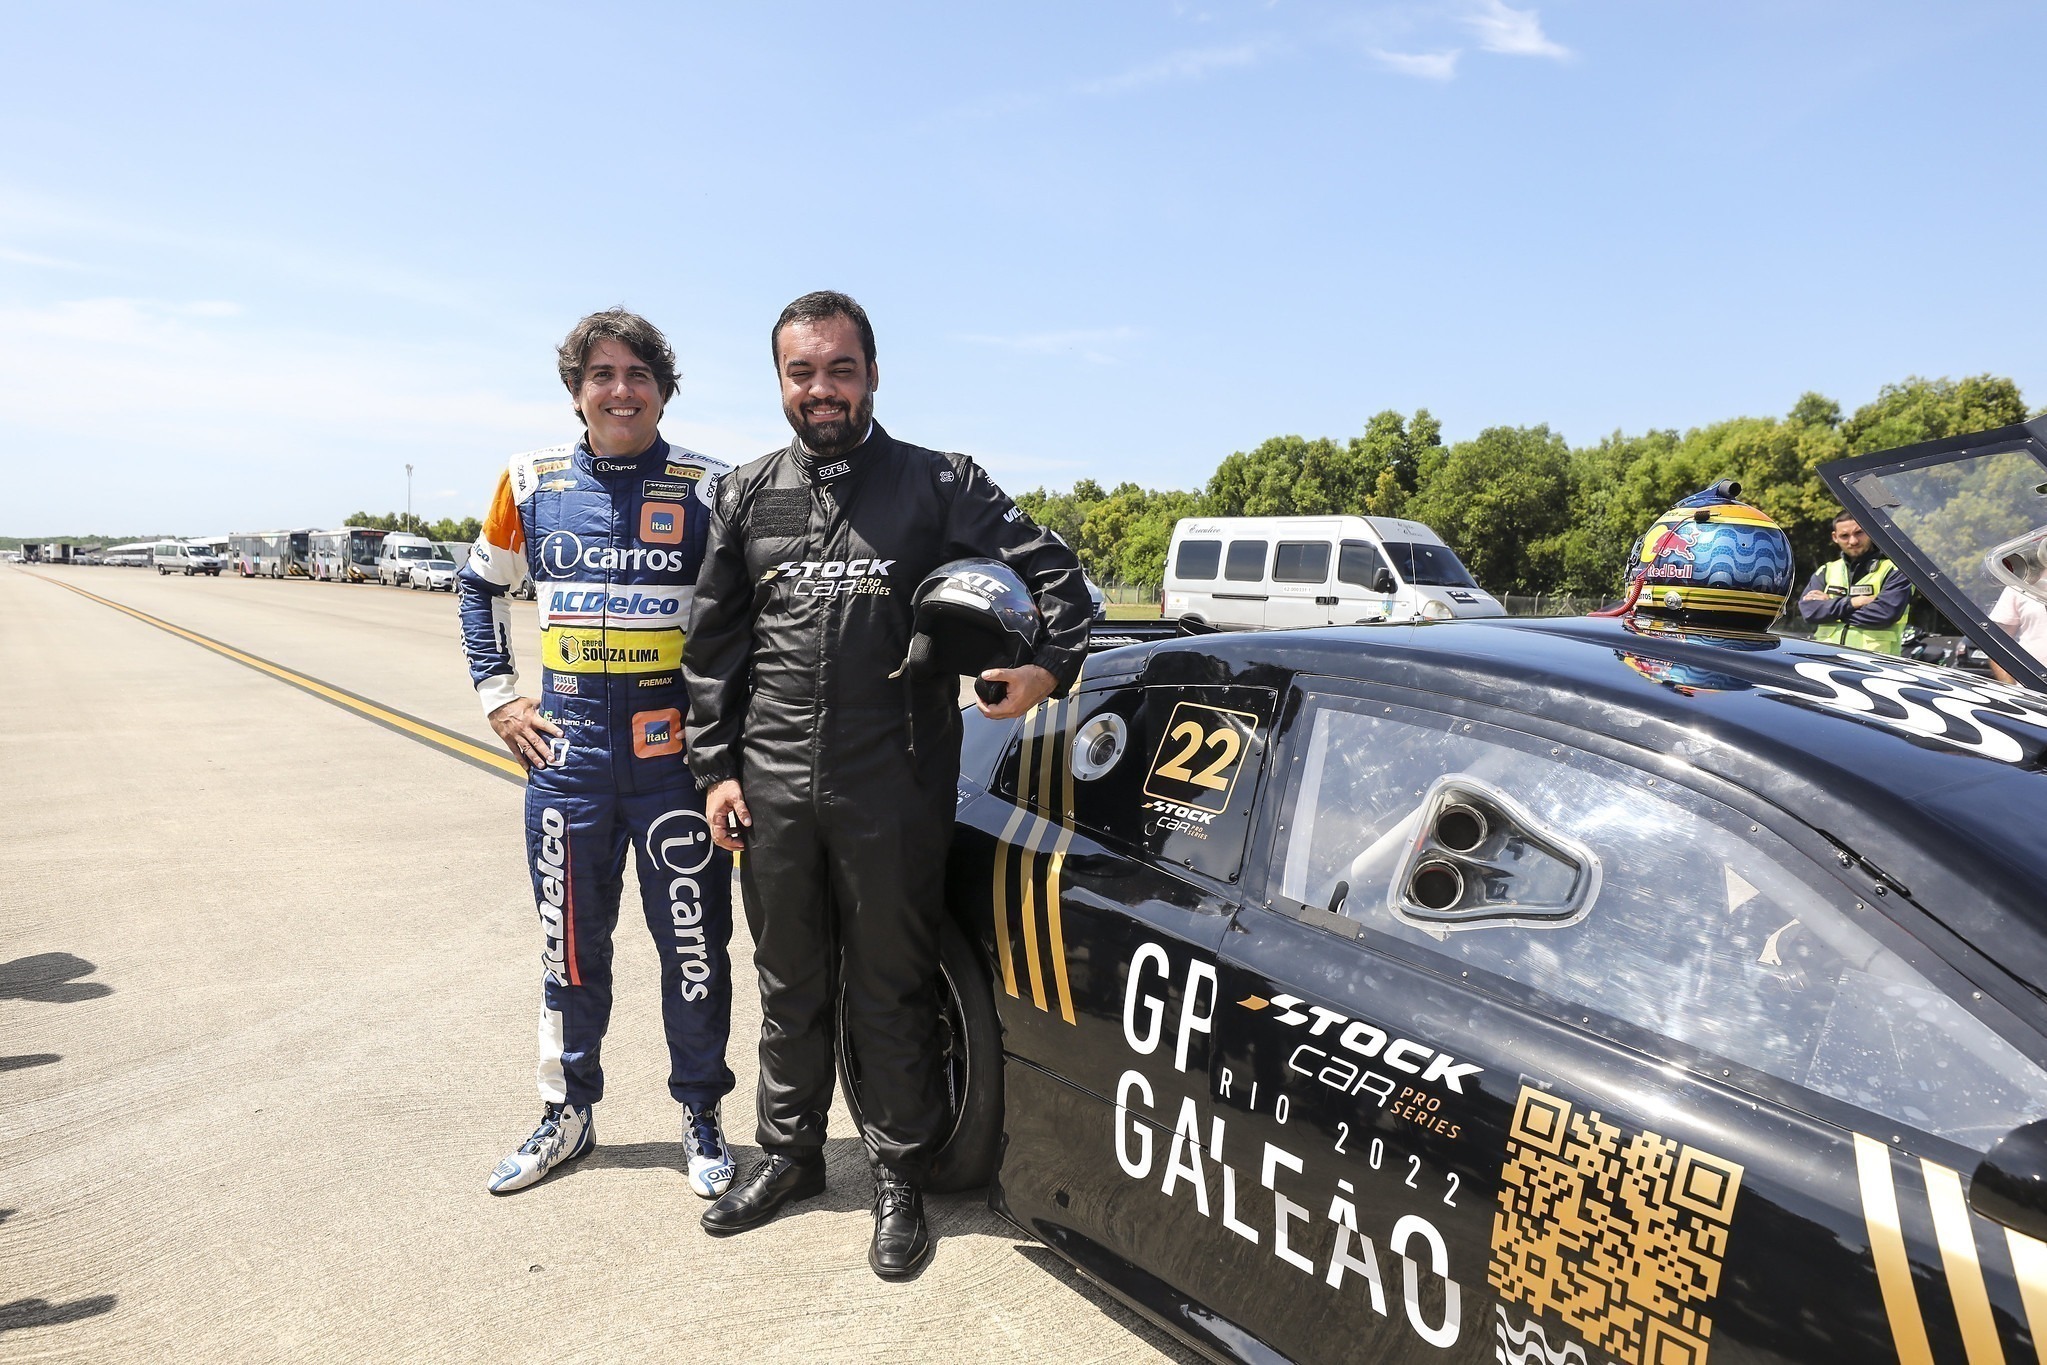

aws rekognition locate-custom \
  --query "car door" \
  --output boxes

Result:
[952,655,1278,1331]
[1336,539,1396,623]
[1215,537,1269,628]
[1208,678,2047,1363]
[1266,539,1337,628]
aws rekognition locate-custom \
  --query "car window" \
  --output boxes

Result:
[1224,540,1267,582]
[1271,541,1331,584]
[997,684,1273,882]
[1273,694,2047,1151]
[1337,540,1386,588]
[1175,539,1221,581]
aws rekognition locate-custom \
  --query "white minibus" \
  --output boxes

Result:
[1162,515,1505,628]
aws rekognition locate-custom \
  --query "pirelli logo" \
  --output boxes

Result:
[992,698,1078,1025]
[1854,1133,2047,1365]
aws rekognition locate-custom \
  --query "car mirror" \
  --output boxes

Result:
[1971,1119,2047,1241]
[1372,568,1396,594]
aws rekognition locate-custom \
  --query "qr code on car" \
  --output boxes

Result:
[1488,1085,1744,1365]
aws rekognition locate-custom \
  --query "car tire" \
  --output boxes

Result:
[835,915,1002,1193]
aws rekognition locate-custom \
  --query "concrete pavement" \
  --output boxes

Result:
[0,565,1190,1364]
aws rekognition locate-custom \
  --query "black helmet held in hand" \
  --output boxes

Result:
[895,558,1042,693]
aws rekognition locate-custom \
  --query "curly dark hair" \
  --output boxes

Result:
[771,290,876,369]
[557,308,679,421]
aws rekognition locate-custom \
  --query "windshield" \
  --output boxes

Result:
[395,545,433,559]
[1836,439,2047,685]
[427,560,455,570]
[1382,540,1478,588]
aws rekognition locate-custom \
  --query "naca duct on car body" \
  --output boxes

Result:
[834,420,2047,1365]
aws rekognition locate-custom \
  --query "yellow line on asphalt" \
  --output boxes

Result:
[25,571,527,784]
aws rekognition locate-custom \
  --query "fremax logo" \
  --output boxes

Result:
[540,530,692,575]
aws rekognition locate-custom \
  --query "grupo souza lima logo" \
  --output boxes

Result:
[540,530,695,576]
[647,809,719,1000]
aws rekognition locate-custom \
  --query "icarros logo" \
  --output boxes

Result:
[648,808,714,877]
[540,530,694,575]
[647,808,719,1002]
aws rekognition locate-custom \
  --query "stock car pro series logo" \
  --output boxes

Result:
[1112,938,1465,1352]
[758,558,896,597]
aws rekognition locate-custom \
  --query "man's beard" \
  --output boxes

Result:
[786,388,874,458]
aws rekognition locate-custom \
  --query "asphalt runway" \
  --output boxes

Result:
[1,565,1191,1364]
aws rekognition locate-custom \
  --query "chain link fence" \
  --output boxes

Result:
[1495,593,1604,617]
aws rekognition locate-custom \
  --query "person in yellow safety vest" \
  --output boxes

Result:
[1797,511,1910,654]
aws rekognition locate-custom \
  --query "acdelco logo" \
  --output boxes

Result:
[647,810,717,1002]
[545,586,684,623]
[1242,993,1481,1093]
[540,530,694,575]
[536,807,571,985]
[760,558,896,598]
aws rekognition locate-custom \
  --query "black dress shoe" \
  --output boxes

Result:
[868,1172,930,1280]
[700,1153,825,1236]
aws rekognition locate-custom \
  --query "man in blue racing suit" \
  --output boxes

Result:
[457,309,737,1198]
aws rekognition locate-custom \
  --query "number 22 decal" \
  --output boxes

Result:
[1154,721,1241,790]
[1143,701,1260,812]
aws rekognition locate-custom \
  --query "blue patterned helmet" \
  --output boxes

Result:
[1627,481,1794,633]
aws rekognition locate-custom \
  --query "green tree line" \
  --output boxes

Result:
[342,511,482,543]
[1015,375,2037,596]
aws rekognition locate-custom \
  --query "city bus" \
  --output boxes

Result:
[229,529,314,578]
[308,527,387,582]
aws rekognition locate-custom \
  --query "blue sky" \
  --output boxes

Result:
[3,1,2043,535]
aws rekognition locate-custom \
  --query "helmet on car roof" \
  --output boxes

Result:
[896,558,1041,680]
[1624,481,1794,634]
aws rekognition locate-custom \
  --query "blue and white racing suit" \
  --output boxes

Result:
[457,436,735,1110]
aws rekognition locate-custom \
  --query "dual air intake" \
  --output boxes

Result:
[1390,777,1601,931]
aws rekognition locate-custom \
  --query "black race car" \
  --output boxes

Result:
[838,418,2047,1364]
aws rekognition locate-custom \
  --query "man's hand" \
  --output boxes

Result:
[1801,589,1830,602]
[977,664,1057,720]
[489,697,562,770]
[706,779,751,852]
[1850,592,1875,609]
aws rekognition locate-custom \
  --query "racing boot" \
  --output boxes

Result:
[486,1101,593,1195]
[681,1101,735,1199]
[868,1171,930,1280]
[700,1152,826,1236]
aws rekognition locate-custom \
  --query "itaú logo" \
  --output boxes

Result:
[539,530,693,575]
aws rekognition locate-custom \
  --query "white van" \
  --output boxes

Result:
[375,532,438,586]
[1162,515,1505,628]
[151,541,223,577]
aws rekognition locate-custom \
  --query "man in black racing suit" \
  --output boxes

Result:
[683,290,1091,1278]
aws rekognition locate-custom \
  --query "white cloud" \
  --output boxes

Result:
[1372,48,1461,80]
[1464,0,1569,59]
[1078,41,1280,96]
[953,326,1141,365]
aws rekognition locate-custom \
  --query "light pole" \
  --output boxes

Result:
[405,463,414,530]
